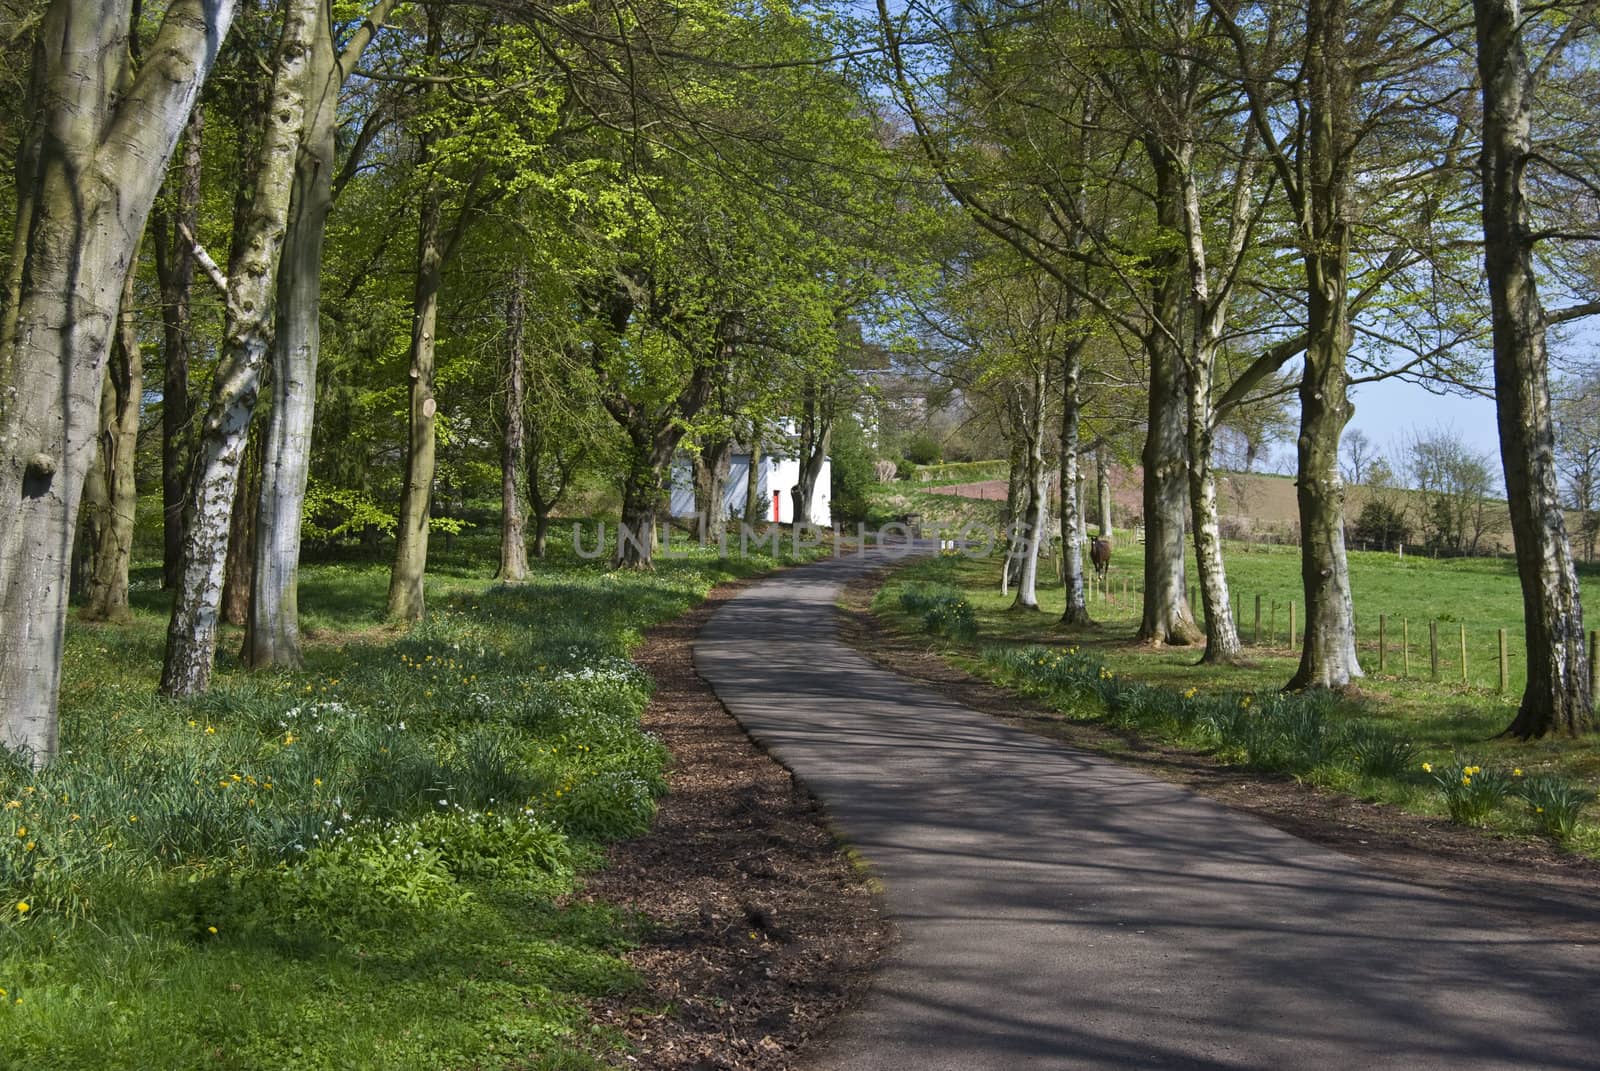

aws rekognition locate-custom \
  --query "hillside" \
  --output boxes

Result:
[922,464,1549,557]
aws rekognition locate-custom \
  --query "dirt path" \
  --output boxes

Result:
[585,575,889,1070]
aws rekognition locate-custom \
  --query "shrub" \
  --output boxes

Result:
[1423,759,1512,826]
[899,586,978,641]
[1515,774,1593,841]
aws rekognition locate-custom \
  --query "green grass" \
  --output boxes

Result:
[872,544,1600,854]
[1,525,818,1070]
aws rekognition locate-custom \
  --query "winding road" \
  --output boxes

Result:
[695,552,1600,1071]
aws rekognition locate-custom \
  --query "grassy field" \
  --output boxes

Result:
[874,541,1600,854]
[0,524,815,1070]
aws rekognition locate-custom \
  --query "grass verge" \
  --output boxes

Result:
[871,551,1600,858]
[0,531,815,1070]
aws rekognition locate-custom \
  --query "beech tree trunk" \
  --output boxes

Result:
[161,0,317,698]
[387,178,444,620]
[1287,0,1363,691]
[1000,419,1027,596]
[81,258,144,623]
[693,435,732,541]
[1186,352,1240,662]
[0,0,236,761]
[616,439,676,569]
[1012,364,1049,611]
[250,0,393,666]
[793,377,833,527]
[1059,341,1091,626]
[220,426,262,627]
[1096,443,1112,538]
[1475,0,1590,736]
[497,269,530,581]
[743,433,765,522]
[1136,155,1201,645]
[155,104,204,590]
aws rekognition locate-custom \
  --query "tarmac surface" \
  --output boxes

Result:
[695,551,1600,1070]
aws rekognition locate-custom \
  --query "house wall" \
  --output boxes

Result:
[669,453,831,527]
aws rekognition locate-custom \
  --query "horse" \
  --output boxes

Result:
[1090,537,1112,582]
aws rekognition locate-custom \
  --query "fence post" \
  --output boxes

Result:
[1254,594,1262,645]
[1270,602,1278,647]
[1288,601,1296,649]
[1403,618,1410,677]
[1429,620,1440,682]
[1379,615,1387,673]
[1459,624,1468,685]
[1498,628,1508,693]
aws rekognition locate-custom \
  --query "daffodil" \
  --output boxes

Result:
[1421,762,1433,773]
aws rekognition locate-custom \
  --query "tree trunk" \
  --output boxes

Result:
[1136,152,1201,645]
[1186,346,1240,662]
[155,103,204,590]
[1097,443,1112,538]
[1000,418,1027,596]
[221,426,262,627]
[794,378,834,527]
[1287,0,1363,691]
[1475,0,1590,736]
[248,0,392,666]
[81,256,144,623]
[532,512,551,559]
[1060,342,1091,626]
[1012,364,1048,611]
[693,435,732,541]
[161,0,317,699]
[743,433,764,522]
[616,439,675,569]
[497,269,530,581]
[1136,336,1200,643]
[386,179,445,622]
[0,0,236,761]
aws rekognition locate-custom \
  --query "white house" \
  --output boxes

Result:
[670,449,831,527]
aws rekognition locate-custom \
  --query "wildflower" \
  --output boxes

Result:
[1513,768,1523,777]
[205,726,216,735]
[127,815,138,823]
[1537,806,1545,814]
[23,842,34,853]
[1461,776,1472,786]
[207,926,218,935]
[14,902,27,914]
[1421,762,1433,773]
[14,828,23,837]
[1183,688,1197,700]
[283,732,296,745]
[313,778,322,787]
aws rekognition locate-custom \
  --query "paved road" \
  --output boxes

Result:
[695,552,1600,1070]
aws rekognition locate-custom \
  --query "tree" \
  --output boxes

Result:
[248,0,394,665]
[1554,375,1600,561]
[497,266,531,581]
[161,0,319,699]
[1474,0,1596,736]
[0,0,237,761]
[1407,426,1500,556]
[77,255,143,623]
[1341,428,1374,486]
